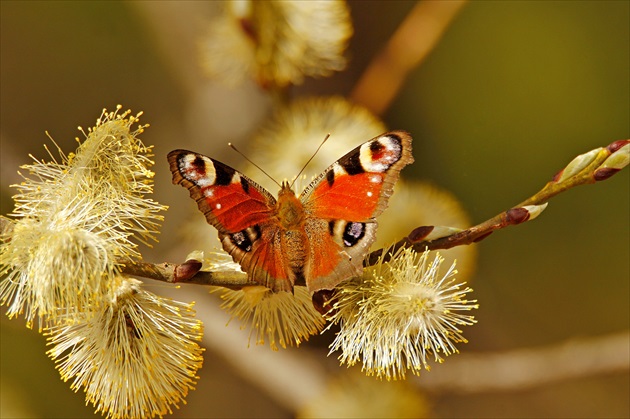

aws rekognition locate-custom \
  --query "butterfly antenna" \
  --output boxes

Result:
[228,143,282,189]
[290,133,331,188]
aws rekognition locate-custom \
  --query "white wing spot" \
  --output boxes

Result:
[333,162,347,176]
[216,203,222,210]
[369,174,383,183]
[181,154,216,188]
[359,137,402,172]
[367,191,373,197]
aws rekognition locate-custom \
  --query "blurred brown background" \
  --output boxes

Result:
[1,1,628,418]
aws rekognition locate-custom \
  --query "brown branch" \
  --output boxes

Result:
[365,139,630,266]
[119,259,254,290]
[2,140,627,291]
[350,0,467,116]
[0,215,254,289]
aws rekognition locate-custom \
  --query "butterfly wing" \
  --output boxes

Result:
[300,131,414,291]
[168,150,295,292]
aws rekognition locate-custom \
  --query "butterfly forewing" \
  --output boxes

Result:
[168,150,276,233]
[301,131,413,220]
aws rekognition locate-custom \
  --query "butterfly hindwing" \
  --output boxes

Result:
[302,217,379,291]
[218,221,293,292]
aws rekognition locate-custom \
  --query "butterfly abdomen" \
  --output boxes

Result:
[282,229,308,287]
[273,185,310,288]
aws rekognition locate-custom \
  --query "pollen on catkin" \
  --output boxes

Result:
[45,277,204,419]
[216,285,326,351]
[199,1,352,87]
[327,247,478,380]
[0,106,167,327]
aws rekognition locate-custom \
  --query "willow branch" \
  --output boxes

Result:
[119,259,254,289]
[1,140,627,290]
[350,0,467,116]
[123,138,629,288]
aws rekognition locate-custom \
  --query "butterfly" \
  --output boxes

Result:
[167,131,413,293]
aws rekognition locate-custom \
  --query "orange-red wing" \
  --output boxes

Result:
[302,131,413,221]
[302,218,368,292]
[168,150,276,233]
[306,172,384,220]
[299,131,413,292]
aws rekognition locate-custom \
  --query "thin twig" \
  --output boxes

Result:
[351,0,467,116]
[120,259,253,289]
[0,216,250,289]
[365,139,630,265]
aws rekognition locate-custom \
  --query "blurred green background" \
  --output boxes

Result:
[1,1,628,418]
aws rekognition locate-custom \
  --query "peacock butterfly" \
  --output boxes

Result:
[168,131,413,293]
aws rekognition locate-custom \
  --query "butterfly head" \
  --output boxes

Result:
[278,180,297,196]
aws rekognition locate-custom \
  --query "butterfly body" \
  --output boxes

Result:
[168,131,413,293]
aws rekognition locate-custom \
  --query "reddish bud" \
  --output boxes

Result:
[239,18,257,41]
[593,167,621,181]
[312,289,338,316]
[606,139,630,154]
[174,259,203,282]
[408,226,434,242]
[506,207,530,225]
[551,169,564,182]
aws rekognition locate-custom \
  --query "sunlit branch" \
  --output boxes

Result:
[3,139,625,291]
[121,259,254,289]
